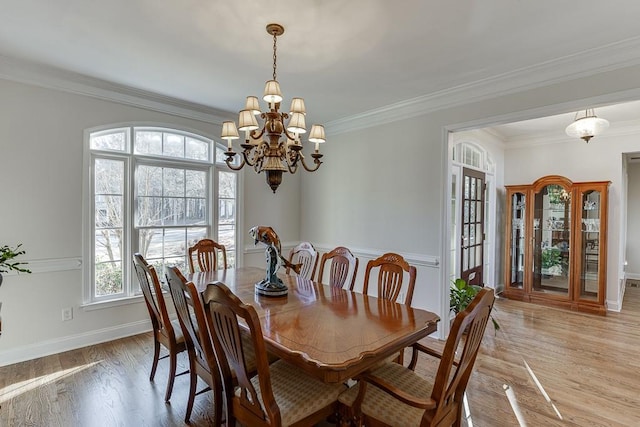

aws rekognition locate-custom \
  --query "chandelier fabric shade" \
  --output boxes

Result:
[565,108,609,143]
[222,23,325,193]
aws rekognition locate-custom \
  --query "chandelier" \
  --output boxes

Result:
[565,108,609,143]
[220,23,326,193]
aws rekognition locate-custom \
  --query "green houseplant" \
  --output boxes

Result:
[0,244,32,286]
[450,278,500,333]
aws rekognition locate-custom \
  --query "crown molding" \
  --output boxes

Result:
[326,36,640,135]
[5,34,640,135]
[0,55,235,124]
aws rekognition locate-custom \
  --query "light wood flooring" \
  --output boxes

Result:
[2,287,640,426]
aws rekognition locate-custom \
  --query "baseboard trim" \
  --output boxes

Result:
[0,320,151,367]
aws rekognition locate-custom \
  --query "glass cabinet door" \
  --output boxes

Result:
[578,190,601,301]
[508,192,526,289]
[532,184,571,296]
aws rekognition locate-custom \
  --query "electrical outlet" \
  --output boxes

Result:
[62,307,73,321]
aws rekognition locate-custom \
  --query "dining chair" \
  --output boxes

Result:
[132,253,187,402]
[188,238,227,274]
[286,241,318,281]
[165,266,223,424]
[317,246,359,290]
[338,288,496,426]
[362,252,416,305]
[202,282,347,427]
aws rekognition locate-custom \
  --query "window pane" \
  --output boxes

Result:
[95,261,123,296]
[186,198,206,225]
[218,170,236,267]
[95,195,122,227]
[163,198,185,225]
[219,199,235,224]
[186,170,206,198]
[219,223,235,267]
[164,133,184,158]
[95,229,123,262]
[137,165,162,196]
[163,168,185,197]
[135,131,163,155]
[165,228,186,258]
[187,228,208,248]
[138,196,163,226]
[140,228,163,259]
[186,137,209,161]
[219,171,236,198]
[91,130,126,152]
[95,159,124,194]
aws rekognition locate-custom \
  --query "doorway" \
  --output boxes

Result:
[449,139,497,289]
[460,167,486,286]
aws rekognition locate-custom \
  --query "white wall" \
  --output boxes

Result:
[0,79,299,365]
[626,162,640,278]
[300,116,446,321]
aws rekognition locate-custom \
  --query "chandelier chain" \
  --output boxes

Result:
[272,31,278,81]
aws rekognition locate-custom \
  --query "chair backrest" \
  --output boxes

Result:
[425,288,495,426]
[202,283,282,426]
[165,266,218,375]
[188,238,227,274]
[132,253,175,338]
[286,241,318,280]
[362,252,416,305]
[317,246,359,290]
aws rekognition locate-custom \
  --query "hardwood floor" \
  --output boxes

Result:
[2,287,640,426]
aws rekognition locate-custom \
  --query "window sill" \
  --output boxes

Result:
[81,295,145,312]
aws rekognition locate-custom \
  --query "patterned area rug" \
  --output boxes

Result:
[626,278,640,287]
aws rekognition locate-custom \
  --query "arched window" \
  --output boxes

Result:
[452,141,495,173]
[84,126,238,303]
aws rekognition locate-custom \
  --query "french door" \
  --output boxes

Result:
[460,168,485,286]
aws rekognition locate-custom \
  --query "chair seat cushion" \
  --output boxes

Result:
[241,360,346,426]
[338,361,433,426]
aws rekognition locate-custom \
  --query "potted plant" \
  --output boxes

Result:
[450,278,500,333]
[541,247,562,276]
[0,243,32,286]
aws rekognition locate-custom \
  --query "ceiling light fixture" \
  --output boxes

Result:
[565,108,609,143]
[221,23,325,193]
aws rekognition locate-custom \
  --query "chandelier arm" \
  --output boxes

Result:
[285,149,300,173]
[253,155,265,174]
[282,127,297,141]
[299,153,323,172]
[242,149,258,167]
[287,161,299,174]
[251,127,266,140]
[225,156,246,171]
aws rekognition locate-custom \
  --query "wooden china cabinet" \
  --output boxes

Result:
[503,175,610,315]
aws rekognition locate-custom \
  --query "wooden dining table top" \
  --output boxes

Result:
[187,266,440,383]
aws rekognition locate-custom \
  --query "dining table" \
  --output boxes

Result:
[187,266,440,384]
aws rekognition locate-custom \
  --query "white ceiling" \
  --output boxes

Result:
[3,0,640,131]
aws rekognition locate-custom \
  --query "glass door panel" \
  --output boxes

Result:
[533,184,571,296]
[579,190,600,300]
[508,192,526,289]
